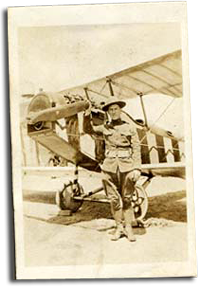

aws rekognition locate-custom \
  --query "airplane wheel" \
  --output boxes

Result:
[55,183,84,213]
[132,184,148,221]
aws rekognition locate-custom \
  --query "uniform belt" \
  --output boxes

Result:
[105,149,132,158]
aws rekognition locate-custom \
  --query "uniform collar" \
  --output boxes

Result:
[104,118,127,129]
[110,118,125,126]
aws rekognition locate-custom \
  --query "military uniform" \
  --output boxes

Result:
[83,98,141,241]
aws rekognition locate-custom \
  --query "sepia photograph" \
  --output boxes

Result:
[8,2,197,279]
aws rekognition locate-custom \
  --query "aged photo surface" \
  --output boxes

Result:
[8,2,196,279]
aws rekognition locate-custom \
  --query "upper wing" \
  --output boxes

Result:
[108,50,182,98]
[24,50,182,113]
[60,50,182,103]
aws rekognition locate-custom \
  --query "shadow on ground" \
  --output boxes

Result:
[146,190,187,222]
[48,201,113,226]
[24,190,187,226]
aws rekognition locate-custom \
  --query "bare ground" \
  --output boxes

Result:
[23,189,188,267]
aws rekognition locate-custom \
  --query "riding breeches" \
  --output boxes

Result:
[102,169,135,211]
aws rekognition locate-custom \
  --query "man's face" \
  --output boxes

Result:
[107,104,121,120]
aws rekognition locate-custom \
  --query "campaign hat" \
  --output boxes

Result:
[102,97,126,111]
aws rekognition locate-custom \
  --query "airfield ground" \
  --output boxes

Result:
[23,209,187,268]
[22,171,188,269]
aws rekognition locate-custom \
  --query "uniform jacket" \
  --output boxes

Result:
[83,115,141,173]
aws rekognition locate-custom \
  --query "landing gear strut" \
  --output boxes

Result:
[55,181,149,221]
[55,166,152,220]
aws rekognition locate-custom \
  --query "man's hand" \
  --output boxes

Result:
[84,101,92,116]
[132,169,141,182]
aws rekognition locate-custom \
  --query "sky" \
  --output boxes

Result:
[18,23,181,94]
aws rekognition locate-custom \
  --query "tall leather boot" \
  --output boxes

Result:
[111,209,124,241]
[123,207,136,242]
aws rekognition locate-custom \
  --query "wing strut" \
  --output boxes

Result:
[84,87,90,101]
[106,78,114,96]
[138,92,148,128]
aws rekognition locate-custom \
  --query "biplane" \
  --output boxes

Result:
[24,49,185,222]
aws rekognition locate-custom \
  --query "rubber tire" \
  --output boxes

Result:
[132,184,148,221]
[55,183,84,213]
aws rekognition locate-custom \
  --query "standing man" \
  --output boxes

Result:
[84,97,141,242]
